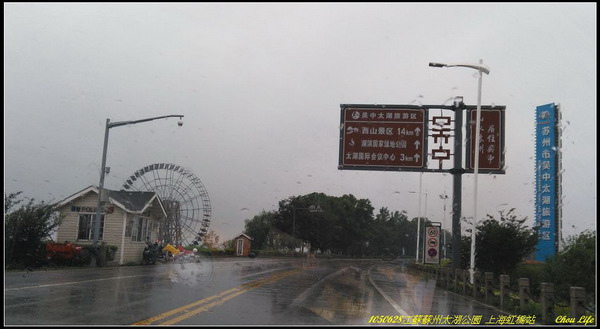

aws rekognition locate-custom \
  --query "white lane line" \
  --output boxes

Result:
[367,265,410,316]
[239,267,293,279]
[5,274,152,291]
[290,266,351,307]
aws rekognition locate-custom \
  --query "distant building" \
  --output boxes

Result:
[232,233,252,257]
[53,185,167,265]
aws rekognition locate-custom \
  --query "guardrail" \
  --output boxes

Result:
[409,263,595,325]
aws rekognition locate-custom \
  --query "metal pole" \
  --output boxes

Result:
[470,59,484,283]
[439,192,448,259]
[93,119,110,246]
[92,115,184,265]
[416,172,423,263]
[292,208,296,257]
[424,192,428,262]
[452,98,464,271]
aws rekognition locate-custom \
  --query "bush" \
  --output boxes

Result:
[5,192,63,269]
[510,262,546,298]
[543,230,596,301]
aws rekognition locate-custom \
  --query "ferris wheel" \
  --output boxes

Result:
[121,163,211,246]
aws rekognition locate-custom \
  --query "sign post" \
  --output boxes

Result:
[425,224,441,265]
[338,101,506,271]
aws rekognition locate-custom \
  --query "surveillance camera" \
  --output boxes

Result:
[178,120,183,127]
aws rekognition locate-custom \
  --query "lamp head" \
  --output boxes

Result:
[177,120,183,127]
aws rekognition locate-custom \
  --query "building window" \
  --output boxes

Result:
[131,216,151,242]
[77,214,105,240]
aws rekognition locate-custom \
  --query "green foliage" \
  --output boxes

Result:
[243,211,277,250]
[240,192,429,259]
[543,230,596,301]
[5,192,63,268]
[275,193,377,256]
[462,209,538,274]
[510,262,546,297]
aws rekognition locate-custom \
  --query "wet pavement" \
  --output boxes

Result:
[5,257,509,325]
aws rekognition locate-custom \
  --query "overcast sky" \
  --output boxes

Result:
[4,3,596,244]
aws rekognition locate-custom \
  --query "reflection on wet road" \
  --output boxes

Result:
[5,257,508,325]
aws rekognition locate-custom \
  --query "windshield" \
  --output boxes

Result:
[4,3,596,326]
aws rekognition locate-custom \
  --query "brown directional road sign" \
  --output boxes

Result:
[339,105,427,170]
[466,107,505,171]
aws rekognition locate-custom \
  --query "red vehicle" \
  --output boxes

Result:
[45,242,83,264]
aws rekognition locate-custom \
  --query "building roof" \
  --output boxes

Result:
[233,233,253,240]
[54,185,167,216]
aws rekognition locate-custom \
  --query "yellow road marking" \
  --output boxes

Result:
[133,269,301,325]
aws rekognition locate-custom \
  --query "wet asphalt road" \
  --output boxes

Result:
[5,257,508,325]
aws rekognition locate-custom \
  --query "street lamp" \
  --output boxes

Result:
[409,189,427,263]
[292,204,323,257]
[92,115,184,257]
[429,60,490,282]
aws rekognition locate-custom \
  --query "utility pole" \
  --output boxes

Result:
[451,97,464,271]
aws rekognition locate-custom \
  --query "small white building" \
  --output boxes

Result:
[54,185,167,265]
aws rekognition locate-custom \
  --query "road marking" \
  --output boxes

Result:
[132,269,301,325]
[239,266,292,279]
[367,265,410,316]
[4,274,152,291]
[290,266,350,307]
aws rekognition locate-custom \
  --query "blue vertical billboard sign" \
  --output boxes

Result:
[534,103,560,262]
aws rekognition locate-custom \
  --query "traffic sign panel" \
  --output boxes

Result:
[424,226,440,264]
[466,107,505,171]
[339,105,427,170]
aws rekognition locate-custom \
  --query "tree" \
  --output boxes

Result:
[202,230,220,249]
[243,211,277,250]
[5,192,63,268]
[462,208,538,274]
[544,230,596,300]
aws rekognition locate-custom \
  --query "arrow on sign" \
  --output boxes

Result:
[414,140,420,150]
[414,127,421,136]
[414,154,420,162]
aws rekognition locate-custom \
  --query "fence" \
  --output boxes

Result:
[410,263,596,325]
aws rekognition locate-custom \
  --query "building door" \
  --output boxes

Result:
[236,239,244,256]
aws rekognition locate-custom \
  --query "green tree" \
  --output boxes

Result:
[275,193,374,256]
[368,207,415,257]
[5,192,63,268]
[544,230,596,301]
[243,211,277,250]
[462,209,538,274]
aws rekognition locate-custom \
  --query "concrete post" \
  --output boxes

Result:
[484,272,494,304]
[473,271,482,299]
[462,269,469,295]
[499,275,510,309]
[518,278,530,311]
[455,269,461,292]
[570,287,586,318]
[541,283,554,325]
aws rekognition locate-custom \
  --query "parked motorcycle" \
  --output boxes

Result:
[142,238,162,265]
